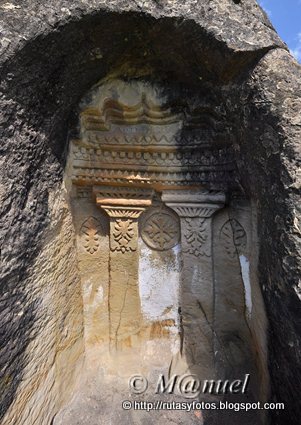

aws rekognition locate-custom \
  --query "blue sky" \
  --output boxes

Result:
[259,0,301,62]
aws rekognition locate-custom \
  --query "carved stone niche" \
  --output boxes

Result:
[66,80,266,402]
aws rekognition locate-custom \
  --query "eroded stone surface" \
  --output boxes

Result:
[1,187,84,425]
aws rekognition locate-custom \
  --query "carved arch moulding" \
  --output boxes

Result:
[70,79,236,194]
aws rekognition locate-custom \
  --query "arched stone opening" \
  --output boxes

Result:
[59,79,268,423]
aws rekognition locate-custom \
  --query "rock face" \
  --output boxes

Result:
[0,1,300,425]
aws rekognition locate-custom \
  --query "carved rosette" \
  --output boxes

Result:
[80,216,103,254]
[140,207,180,251]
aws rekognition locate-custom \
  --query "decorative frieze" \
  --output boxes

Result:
[84,132,231,148]
[70,90,236,190]
[84,133,211,147]
[72,141,234,168]
[72,167,235,189]
[71,138,235,189]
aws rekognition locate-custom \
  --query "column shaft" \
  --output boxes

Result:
[163,190,225,379]
[94,186,153,351]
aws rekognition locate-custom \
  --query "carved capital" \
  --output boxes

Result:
[94,186,153,252]
[162,189,225,217]
[99,206,145,219]
[94,186,153,208]
[162,189,225,257]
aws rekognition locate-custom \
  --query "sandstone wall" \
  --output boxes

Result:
[0,183,84,424]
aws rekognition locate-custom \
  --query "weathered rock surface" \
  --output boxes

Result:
[0,1,300,425]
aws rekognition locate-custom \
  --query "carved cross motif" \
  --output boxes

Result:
[140,207,180,251]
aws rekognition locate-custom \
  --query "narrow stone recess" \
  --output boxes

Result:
[53,80,265,424]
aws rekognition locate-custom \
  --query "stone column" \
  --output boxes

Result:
[162,190,225,379]
[93,186,153,352]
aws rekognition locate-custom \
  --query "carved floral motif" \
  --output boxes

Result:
[80,216,103,254]
[183,217,211,257]
[220,219,247,259]
[140,208,180,251]
[112,218,135,253]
